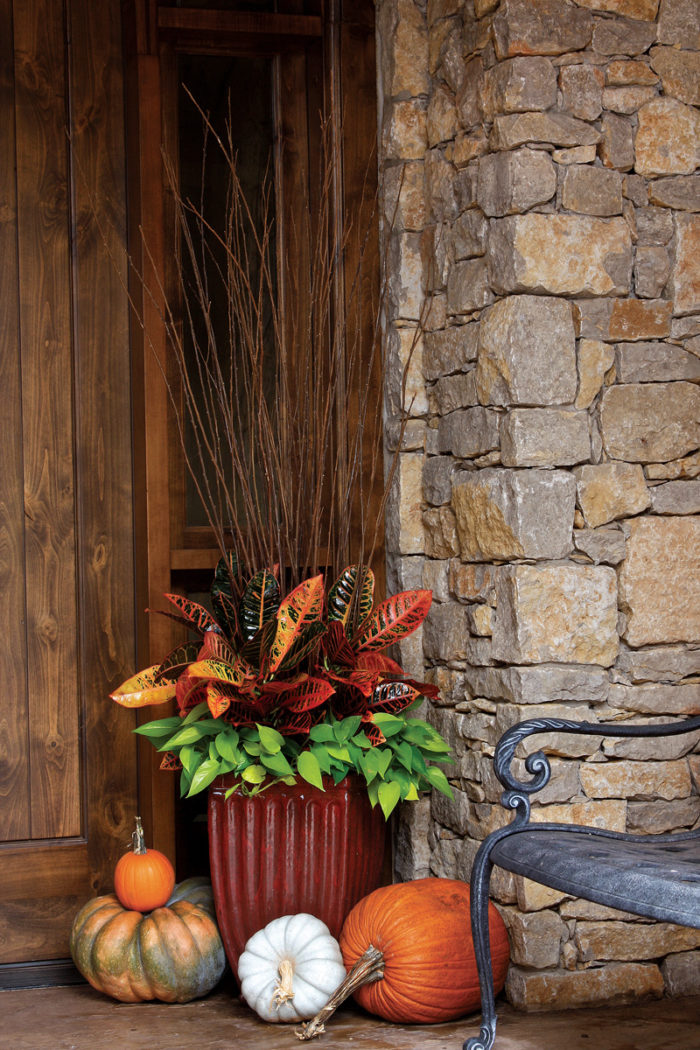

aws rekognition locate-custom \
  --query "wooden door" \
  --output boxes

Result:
[0,0,138,982]
[124,0,381,871]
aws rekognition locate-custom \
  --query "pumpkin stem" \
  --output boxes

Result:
[272,958,296,1007]
[131,816,147,855]
[295,945,384,1041]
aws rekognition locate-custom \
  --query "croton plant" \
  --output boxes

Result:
[111,561,453,818]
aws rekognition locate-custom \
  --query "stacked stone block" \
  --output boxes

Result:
[378,0,700,1011]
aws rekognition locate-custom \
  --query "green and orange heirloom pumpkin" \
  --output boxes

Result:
[70,877,225,1003]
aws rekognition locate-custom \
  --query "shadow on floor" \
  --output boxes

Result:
[1,978,698,1050]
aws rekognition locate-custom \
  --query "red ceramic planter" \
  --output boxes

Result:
[208,774,387,977]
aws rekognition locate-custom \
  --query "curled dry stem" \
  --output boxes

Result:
[295,945,385,1041]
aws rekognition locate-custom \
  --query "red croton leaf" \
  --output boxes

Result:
[176,671,208,716]
[322,666,377,698]
[274,709,315,736]
[370,680,423,714]
[360,712,386,746]
[355,651,404,675]
[159,751,182,771]
[353,589,433,652]
[163,593,220,634]
[322,621,357,667]
[271,675,335,714]
[198,628,237,665]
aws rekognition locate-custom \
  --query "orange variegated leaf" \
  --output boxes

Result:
[353,589,433,652]
[273,676,335,713]
[198,628,237,665]
[206,685,232,719]
[268,574,324,673]
[187,657,247,687]
[163,593,219,634]
[110,666,177,708]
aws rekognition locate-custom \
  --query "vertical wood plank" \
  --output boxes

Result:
[14,0,81,838]
[67,0,139,891]
[0,0,31,841]
[123,8,177,857]
[338,0,384,591]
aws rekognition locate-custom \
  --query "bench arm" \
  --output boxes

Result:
[493,715,700,800]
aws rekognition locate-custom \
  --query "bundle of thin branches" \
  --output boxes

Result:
[155,97,401,596]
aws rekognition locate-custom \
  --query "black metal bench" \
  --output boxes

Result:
[465,716,700,1050]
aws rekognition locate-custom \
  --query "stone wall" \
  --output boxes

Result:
[377,0,700,1011]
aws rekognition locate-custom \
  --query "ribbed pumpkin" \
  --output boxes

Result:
[69,878,225,1003]
[338,877,509,1024]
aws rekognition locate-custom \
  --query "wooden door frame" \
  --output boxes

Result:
[123,0,379,865]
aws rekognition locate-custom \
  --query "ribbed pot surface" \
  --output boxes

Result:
[208,775,386,976]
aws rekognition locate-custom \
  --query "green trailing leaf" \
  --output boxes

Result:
[297,750,324,790]
[309,723,336,743]
[159,724,211,749]
[423,764,454,798]
[260,750,295,777]
[333,715,362,743]
[327,565,375,634]
[241,764,266,785]
[378,780,402,819]
[353,589,433,652]
[268,575,324,673]
[240,570,280,642]
[186,757,223,797]
[257,724,285,753]
[215,731,241,764]
[134,716,182,739]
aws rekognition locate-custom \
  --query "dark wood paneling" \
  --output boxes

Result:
[0,0,30,841]
[68,0,139,891]
[14,0,81,839]
[1,0,139,965]
[0,844,91,962]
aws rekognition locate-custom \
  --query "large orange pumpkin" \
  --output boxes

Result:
[338,877,509,1024]
[69,881,225,1003]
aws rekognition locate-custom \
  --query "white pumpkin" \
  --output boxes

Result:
[238,913,347,1023]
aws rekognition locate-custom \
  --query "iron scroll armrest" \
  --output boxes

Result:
[463,714,700,1050]
[493,715,700,821]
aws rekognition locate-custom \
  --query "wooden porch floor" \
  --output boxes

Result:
[1,980,698,1050]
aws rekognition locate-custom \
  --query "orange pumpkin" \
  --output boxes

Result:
[69,883,225,1003]
[338,877,510,1024]
[114,816,175,912]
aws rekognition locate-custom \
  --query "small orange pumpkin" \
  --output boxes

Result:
[338,877,509,1024]
[114,816,175,912]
